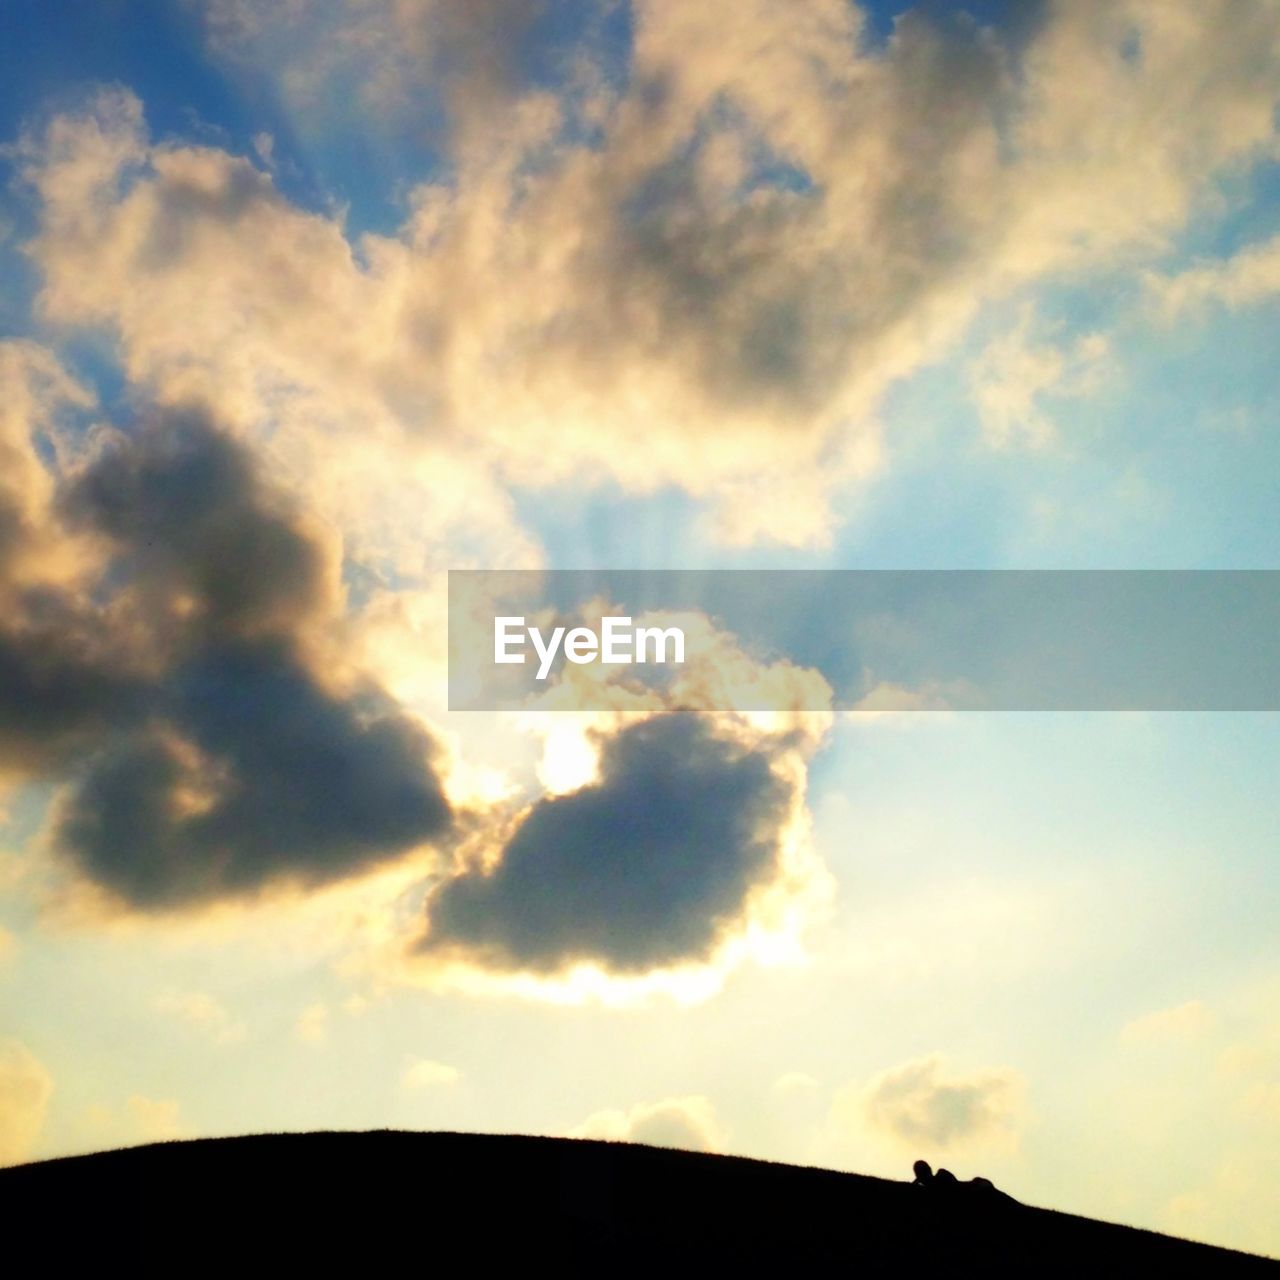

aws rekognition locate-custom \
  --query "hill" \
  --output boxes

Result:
[3,1130,1274,1271]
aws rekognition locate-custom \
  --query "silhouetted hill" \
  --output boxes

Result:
[4,1131,1275,1272]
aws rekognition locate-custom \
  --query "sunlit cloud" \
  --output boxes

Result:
[1,1,1278,1258]
[0,1040,52,1166]
[18,4,1277,550]
[0,377,456,916]
[405,696,833,1001]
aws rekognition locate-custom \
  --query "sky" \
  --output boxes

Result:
[1,0,1279,1258]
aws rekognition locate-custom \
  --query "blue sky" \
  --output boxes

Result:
[2,0,1280,1257]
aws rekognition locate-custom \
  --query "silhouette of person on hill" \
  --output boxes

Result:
[911,1160,1018,1206]
[912,1160,959,1188]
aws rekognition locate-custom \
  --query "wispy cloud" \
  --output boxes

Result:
[294,1002,329,1044]
[969,308,1111,449]
[155,989,247,1045]
[1147,232,1280,319]
[1120,999,1215,1046]
[401,1058,460,1090]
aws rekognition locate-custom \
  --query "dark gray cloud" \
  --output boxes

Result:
[0,406,452,907]
[420,712,792,973]
[58,638,450,908]
[0,586,147,771]
[62,410,330,643]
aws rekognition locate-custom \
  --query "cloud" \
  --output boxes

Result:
[56,638,451,909]
[846,1054,1025,1153]
[369,603,836,1002]
[0,1040,52,1166]
[1147,230,1280,318]
[2,349,839,967]
[1120,998,1215,1046]
[772,1071,820,1096]
[200,0,542,139]
[572,1095,724,1153]
[0,341,93,579]
[52,413,452,910]
[0,378,454,910]
[418,711,797,974]
[86,1093,186,1143]
[21,5,1277,548]
[294,1002,329,1044]
[401,1058,460,1089]
[155,990,247,1045]
[1163,1151,1280,1258]
[0,343,147,776]
[60,410,337,644]
[126,1094,184,1141]
[1215,1015,1280,1126]
[3,2,1278,993]
[1220,1038,1280,1082]
[847,678,974,714]
[19,87,539,574]
[968,308,1111,448]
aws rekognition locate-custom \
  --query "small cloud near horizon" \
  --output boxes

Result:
[0,1040,53,1166]
[837,1054,1026,1156]
[401,1058,461,1090]
[571,1095,725,1154]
